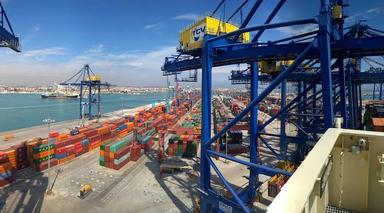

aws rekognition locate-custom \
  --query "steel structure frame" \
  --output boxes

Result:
[162,0,384,212]
[61,64,110,119]
[0,2,19,52]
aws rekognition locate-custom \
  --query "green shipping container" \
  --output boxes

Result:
[171,135,180,141]
[185,142,193,158]
[99,160,105,166]
[146,128,156,136]
[177,143,183,156]
[33,144,54,154]
[100,140,114,151]
[100,144,106,151]
[110,140,129,152]
[33,154,55,164]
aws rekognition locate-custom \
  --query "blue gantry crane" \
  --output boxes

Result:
[60,64,111,120]
[0,2,20,52]
[162,0,384,212]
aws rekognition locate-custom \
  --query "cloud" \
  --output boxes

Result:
[33,26,40,32]
[142,22,162,31]
[213,64,248,74]
[0,44,246,87]
[366,7,383,14]
[346,7,384,24]
[85,44,104,55]
[172,13,204,21]
[264,16,318,39]
[0,44,177,87]
[23,47,67,60]
[276,24,318,37]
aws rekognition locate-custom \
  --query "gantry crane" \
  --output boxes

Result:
[174,70,197,107]
[162,0,384,212]
[0,2,20,52]
[60,64,111,120]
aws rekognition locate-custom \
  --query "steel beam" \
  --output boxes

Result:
[200,40,212,213]
[162,36,384,73]
[205,42,314,148]
[206,157,249,213]
[280,79,287,159]
[252,0,287,42]
[232,0,264,42]
[248,62,258,201]
[318,0,334,128]
[207,150,292,177]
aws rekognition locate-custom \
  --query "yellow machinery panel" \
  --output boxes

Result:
[179,16,250,52]
[85,75,101,81]
[332,4,343,20]
[259,60,294,74]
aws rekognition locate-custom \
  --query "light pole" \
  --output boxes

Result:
[43,118,55,195]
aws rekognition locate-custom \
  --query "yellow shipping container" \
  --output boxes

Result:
[179,16,250,52]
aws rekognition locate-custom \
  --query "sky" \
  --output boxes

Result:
[0,0,383,87]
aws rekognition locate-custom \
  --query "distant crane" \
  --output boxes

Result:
[174,70,197,107]
[60,64,111,120]
[363,58,384,100]
[0,2,20,52]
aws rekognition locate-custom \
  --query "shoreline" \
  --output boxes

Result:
[0,91,167,95]
[0,102,161,149]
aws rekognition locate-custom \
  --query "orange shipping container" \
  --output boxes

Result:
[109,152,114,159]
[67,154,76,160]
[2,148,16,169]
[33,149,54,159]
[372,117,384,132]
[41,138,48,144]
[0,162,13,173]
[58,133,70,141]
[127,122,134,131]
[98,126,109,135]
[58,154,75,164]
[48,131,60,138]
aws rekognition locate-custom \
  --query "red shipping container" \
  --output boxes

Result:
[75,147,83,154]
[143,140,154,152]
[101,132,112,142]
[65,145,75,155]
[55,146,68,155]
[130,145,141,161]
[104,152,111,162]
[54,140,66,149]
[0,152,9,164]
[89,135,101,143]
[65,144,75,150]
[114,145,131,159]
[82,129,98,138]
[35,158,58,171]
[182,141,187,153]
[0,179,13,187]
[168,146,174,157]
[84,146,90,153]
[67,149,75,156]
[113,157,130,170]
[74,141,82,149]
[62,134,86,146]
[49,131,60,138]
[91,140,101,146]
